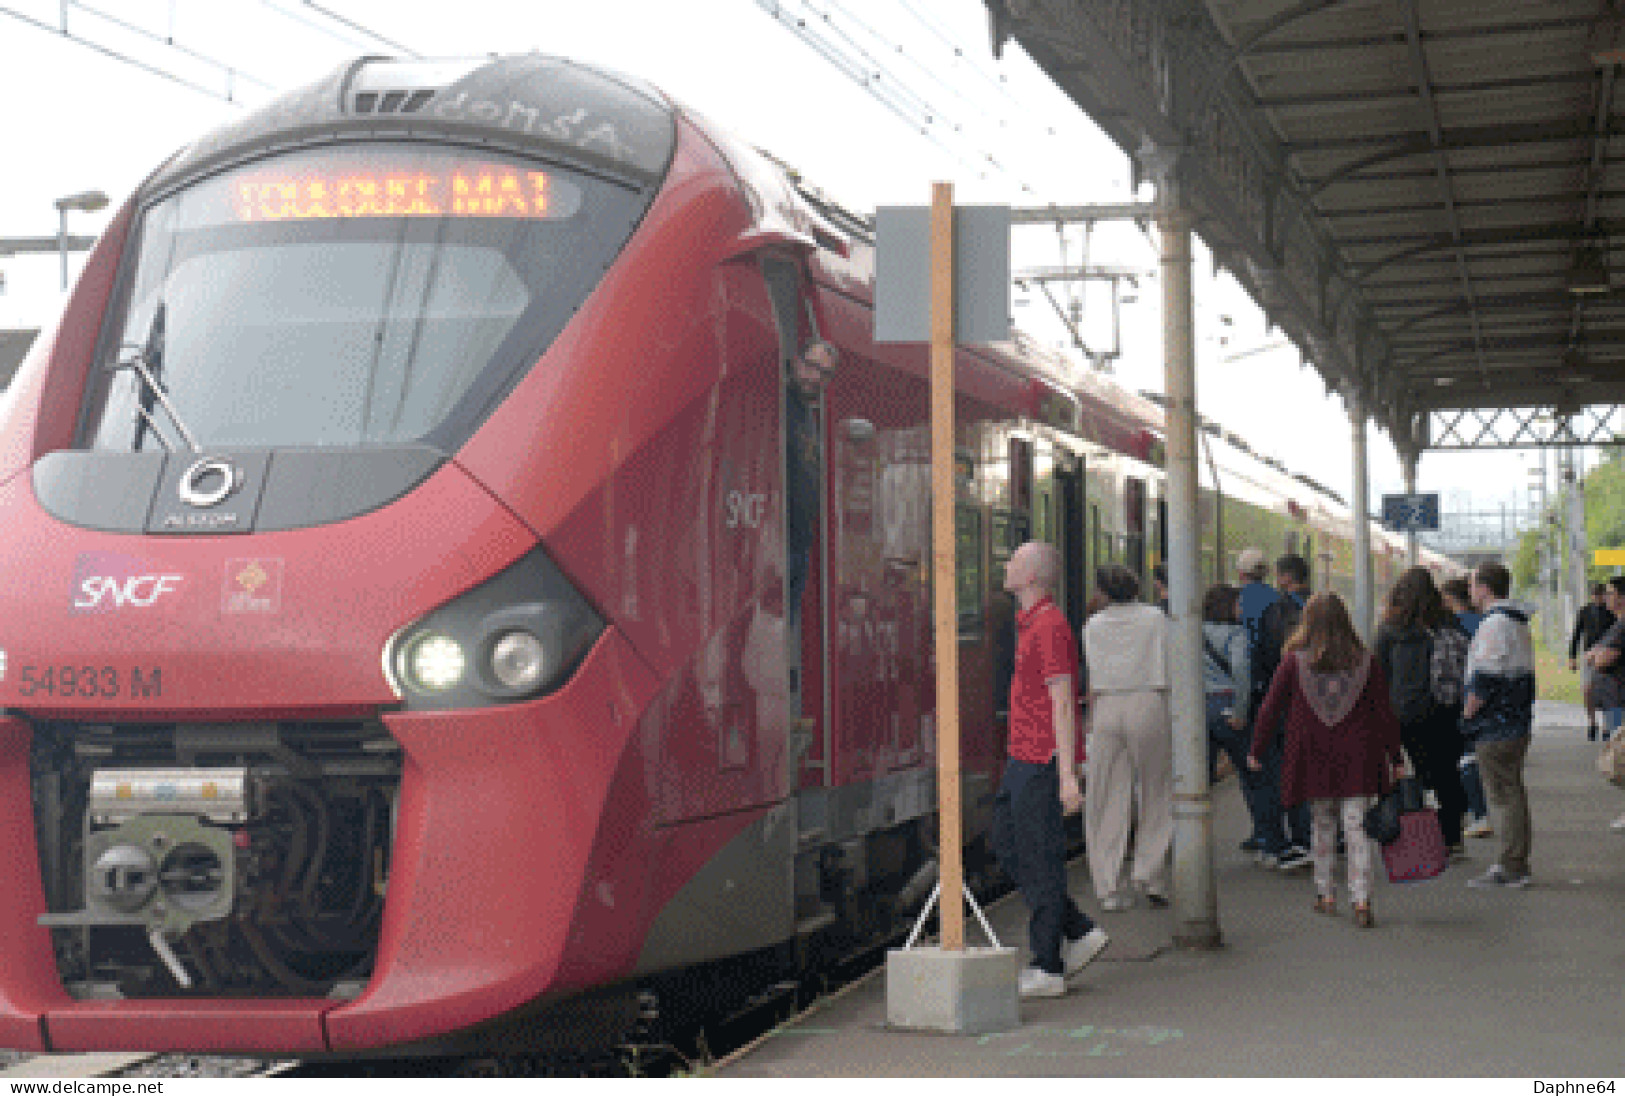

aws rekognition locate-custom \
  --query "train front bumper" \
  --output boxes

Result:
[0,627,658,1054]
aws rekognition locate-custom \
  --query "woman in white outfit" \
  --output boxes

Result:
[1081,563,1173,910]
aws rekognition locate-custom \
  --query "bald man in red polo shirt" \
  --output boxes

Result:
[991,541,1110,998]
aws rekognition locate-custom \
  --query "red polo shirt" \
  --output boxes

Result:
[1008,596,1079,763]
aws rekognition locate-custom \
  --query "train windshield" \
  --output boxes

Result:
[81,143,651,452]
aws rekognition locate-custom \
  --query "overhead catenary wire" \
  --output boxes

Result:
[255,0,380,54]
[0,2,254,105]
[67,0,277,98]
[756,0,1040,189]
[298,0,418,57]
[2,0,421,110]
[754,0,993,181]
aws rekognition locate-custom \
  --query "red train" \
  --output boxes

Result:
[0,54,1448,1057]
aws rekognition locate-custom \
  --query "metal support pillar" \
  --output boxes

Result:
[1402,451,1419,569]
[1350,392,1374,641]
[1568,448,1589,611]
[1155,170,1219,950]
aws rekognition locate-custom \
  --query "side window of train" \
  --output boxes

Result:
[1124,477,1146,587]
[956,504,985,638]
[1090,501,1103,576]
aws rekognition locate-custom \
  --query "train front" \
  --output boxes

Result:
[0,57,690,1054]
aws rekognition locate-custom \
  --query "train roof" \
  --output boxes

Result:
[144,55,680,204]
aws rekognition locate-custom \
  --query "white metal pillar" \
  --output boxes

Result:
[1350,391,1374,641]
[1569,449,1589,609]
[1155,165,1219,949]
[1402,450,1419,569]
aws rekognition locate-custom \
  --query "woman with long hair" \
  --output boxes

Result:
[1248,593,1404,927]
[1376,566,1471,856]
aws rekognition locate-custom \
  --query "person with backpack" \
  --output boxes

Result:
[1248,553,1315,871]
[1247,593,1405,928]
[1375,566,1472,858]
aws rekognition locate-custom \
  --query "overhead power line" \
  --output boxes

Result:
[0,2,254,105]
[256,0,418,58]
[68,0,277,99]
[1,0,420,110]
[754,0,995,181]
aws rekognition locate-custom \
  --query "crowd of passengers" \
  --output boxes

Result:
[991,538,1616,998]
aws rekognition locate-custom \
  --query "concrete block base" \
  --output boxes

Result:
[884,945,1021,1035]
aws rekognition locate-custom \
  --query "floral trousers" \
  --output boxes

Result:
[1310,796,1376,905]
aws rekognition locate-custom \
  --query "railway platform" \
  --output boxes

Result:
[712,701,1625,1077]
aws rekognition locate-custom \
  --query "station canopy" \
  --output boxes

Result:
[990,0,1625,449]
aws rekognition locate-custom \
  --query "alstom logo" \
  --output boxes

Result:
[72,554,186,613]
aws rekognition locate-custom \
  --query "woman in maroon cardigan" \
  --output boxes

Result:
[1248,592,1405,927]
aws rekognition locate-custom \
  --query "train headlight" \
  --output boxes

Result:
[383,545,603,711]
[489,630,548,692]
[404,633,465,693]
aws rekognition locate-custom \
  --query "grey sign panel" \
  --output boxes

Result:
[874,205,1010,345]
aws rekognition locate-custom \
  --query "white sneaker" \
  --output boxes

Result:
[1017,966,1067,998]
[1100,892,1135,912]
[1274,846,1312,872]
[1464,816,1493,838]
[1063,927,1110,978]
[1467,864,1531,889]
[1609,812,1625,832]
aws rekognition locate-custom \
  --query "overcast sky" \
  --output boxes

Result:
[0,0,1546,516]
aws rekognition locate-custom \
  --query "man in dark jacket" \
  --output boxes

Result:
[1250,553,1313,868]
[1569,584,1616,740]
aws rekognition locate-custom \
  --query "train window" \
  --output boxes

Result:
[1009,437,1033,513]
[956,505,984,637]
[81,143,652,453]
[989,508,1029,592]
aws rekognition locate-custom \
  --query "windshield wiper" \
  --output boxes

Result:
[113,301,201,453]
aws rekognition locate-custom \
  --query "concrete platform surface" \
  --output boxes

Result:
[713,701,1625,1077]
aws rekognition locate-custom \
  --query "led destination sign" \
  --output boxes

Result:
[232,161,582,223]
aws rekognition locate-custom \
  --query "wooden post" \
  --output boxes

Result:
[929,181,964,952]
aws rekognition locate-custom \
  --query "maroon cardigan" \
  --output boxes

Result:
[1250,653,1405,807]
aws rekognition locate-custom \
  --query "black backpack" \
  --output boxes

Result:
[1386,628,1436,725]
[1254,594,1304,696]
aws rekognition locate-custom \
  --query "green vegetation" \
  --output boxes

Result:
[1532,630,1584,706]
[1512,447,1625,593]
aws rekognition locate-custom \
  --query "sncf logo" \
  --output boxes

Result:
[71,554,186,613]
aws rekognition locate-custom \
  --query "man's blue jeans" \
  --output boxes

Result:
[1250,723,1309,854]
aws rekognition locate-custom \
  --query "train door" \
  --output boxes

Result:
[761,256,829,801]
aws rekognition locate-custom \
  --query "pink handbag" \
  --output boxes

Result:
[1380,807,1448,883]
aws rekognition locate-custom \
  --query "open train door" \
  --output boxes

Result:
[760,256,831,822]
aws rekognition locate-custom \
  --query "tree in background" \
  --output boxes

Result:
[1511,447,1625,595]
[1583,447,1625,585]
